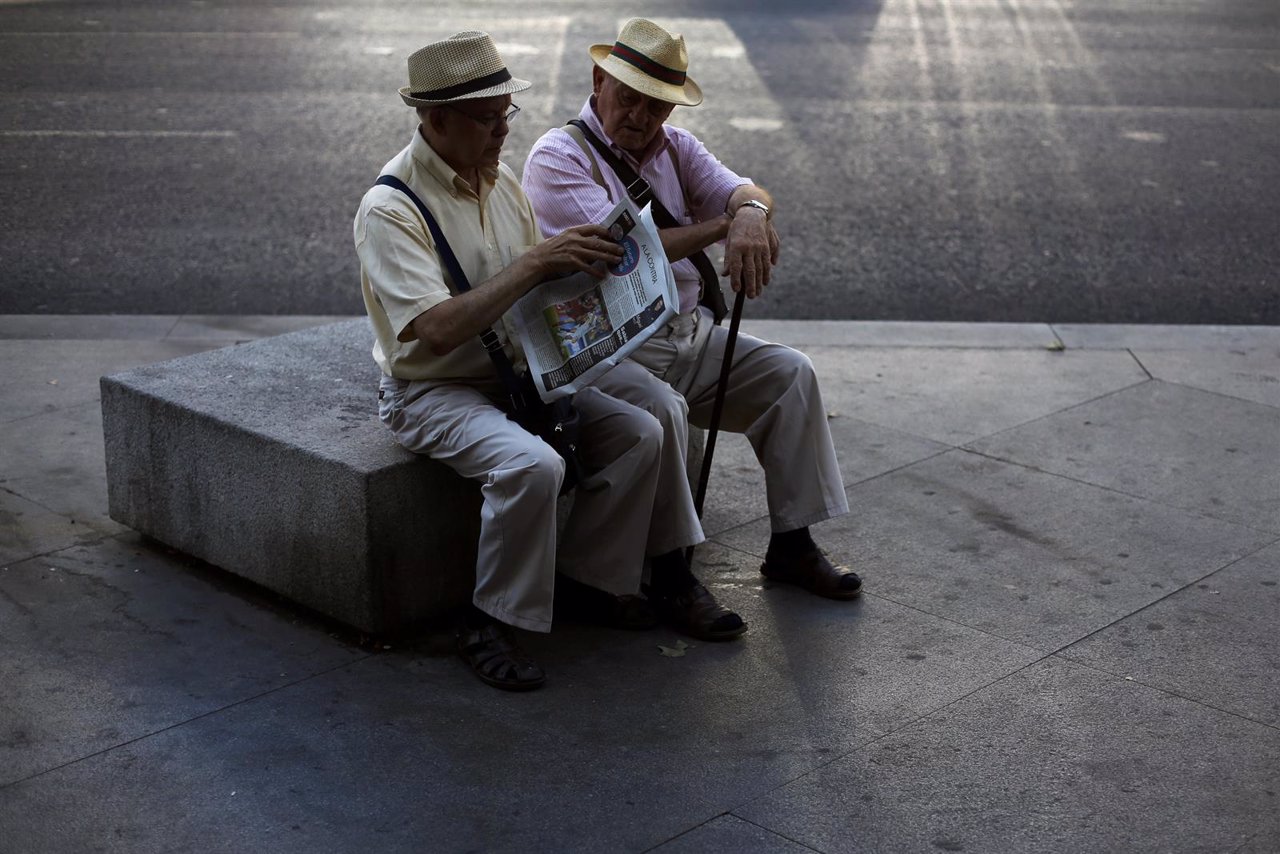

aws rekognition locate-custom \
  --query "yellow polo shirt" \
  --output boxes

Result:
[354,127,542,381]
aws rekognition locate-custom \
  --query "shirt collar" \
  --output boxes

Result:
[581,96,671,168]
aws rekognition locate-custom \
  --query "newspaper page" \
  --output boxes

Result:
[510,198,677,401]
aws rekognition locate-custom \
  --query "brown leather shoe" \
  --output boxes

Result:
[649,583,747,641]
[761,548,862,600]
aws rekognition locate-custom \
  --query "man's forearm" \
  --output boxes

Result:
[659,215,731,263]
[409,255,542,356]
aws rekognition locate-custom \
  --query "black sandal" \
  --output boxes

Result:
[456,623,546,691]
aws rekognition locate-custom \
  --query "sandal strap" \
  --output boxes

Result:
[457,623,545,690]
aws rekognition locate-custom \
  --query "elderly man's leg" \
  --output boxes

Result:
[380,380,561,690]
[680,327,860,600]
[553,383,663,628]
[590,360,745,640]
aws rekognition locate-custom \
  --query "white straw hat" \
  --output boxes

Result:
[589,18,702,107]
[399,31,531,108]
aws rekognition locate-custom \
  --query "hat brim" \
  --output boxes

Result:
[589,44,702,107]
[399,76,531,108]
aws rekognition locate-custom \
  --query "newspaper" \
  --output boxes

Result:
[510,198,677,401]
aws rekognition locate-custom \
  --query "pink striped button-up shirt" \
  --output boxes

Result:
[522,98,750,314]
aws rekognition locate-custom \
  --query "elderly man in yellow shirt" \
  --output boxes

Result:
[354,32,669,692]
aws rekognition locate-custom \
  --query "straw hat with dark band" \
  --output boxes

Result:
[399,31,531,108]
[589,18,703,107]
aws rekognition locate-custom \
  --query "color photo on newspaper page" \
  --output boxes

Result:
[510,198,677,401]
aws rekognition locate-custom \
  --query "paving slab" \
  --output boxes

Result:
[0,339,229,423]
[807,346,1148,446]
[0,543,1038,854]
[0,488,105,566]
[0,315,180,341]
[649,815,815,854]
[969,380,1280,534]
[165,315,355,340]
[697,416,948,538]
[742,320,1059,349]
[1053,323,1280,351]
[734,657,1280,854]
[1060,540,1280,726]
[0,399,122,534]
[1132,346,1280,408]
[712,450,1274,651]
[0,535,365,787]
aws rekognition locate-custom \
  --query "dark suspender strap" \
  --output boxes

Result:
[373,175,532,407]
[565,120,727,323]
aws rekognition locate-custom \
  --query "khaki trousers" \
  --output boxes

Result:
[592,307,848,539]
[379,376,662,633]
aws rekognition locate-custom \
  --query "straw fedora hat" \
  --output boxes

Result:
[589,18,703,107]
[399,31,531,108]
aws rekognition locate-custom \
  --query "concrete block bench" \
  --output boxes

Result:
[101,318,702,636]
[101,319,481,636]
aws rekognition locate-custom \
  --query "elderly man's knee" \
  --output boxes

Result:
[773,344,818,386]
[625,407,665,463]
[639,384,689,438]
[502,439,565,492]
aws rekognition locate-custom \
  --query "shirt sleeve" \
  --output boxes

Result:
[355,201,451,342]
[672,129,752,223]
[522,131,618,239]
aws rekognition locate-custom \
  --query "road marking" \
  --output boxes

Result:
[728,117,784,132]
[0,130,237,138]
[497,42,543,56]
[1122,130,1167,143]
[0,31,302,38]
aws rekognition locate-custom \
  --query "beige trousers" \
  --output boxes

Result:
[379,376,662,633]
[592,306,849,539]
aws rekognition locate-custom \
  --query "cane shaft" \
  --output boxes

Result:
[685,286,748,567]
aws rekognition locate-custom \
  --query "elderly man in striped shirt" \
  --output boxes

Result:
[523,18,861,643]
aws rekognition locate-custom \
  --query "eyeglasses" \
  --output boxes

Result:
[447,103,521,130]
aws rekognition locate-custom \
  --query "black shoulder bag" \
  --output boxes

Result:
[375,175,583,494]
[564,119,728,324]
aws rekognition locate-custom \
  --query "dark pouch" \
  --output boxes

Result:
[507,371,583,494]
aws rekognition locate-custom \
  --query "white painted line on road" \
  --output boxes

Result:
[1122,130,1167,144]
[0,130,238,139]
[497,42,543,56]
[0,31,302,38]
[728,117,784,132]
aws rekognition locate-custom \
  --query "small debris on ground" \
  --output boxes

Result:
[658,640,693,658]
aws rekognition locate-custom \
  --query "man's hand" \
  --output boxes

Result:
[721,208,780,299]
[526,224,624,281]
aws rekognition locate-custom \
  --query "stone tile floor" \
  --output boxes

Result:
[1,316,1277,853]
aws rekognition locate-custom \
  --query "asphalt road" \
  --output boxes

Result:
[2,0,1277,321]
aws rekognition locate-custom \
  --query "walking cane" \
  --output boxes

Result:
[685,284,749,568]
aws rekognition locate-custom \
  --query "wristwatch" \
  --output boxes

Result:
[736,199,771,219]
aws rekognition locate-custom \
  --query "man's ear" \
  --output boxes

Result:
[591,66,606,96]
[426,106,449,135]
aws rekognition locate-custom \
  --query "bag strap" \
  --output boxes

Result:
[561,123,609,201]
[564,120,727,323]
[373,175,536,411]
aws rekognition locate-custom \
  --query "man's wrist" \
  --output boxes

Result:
[734,199,771,220]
